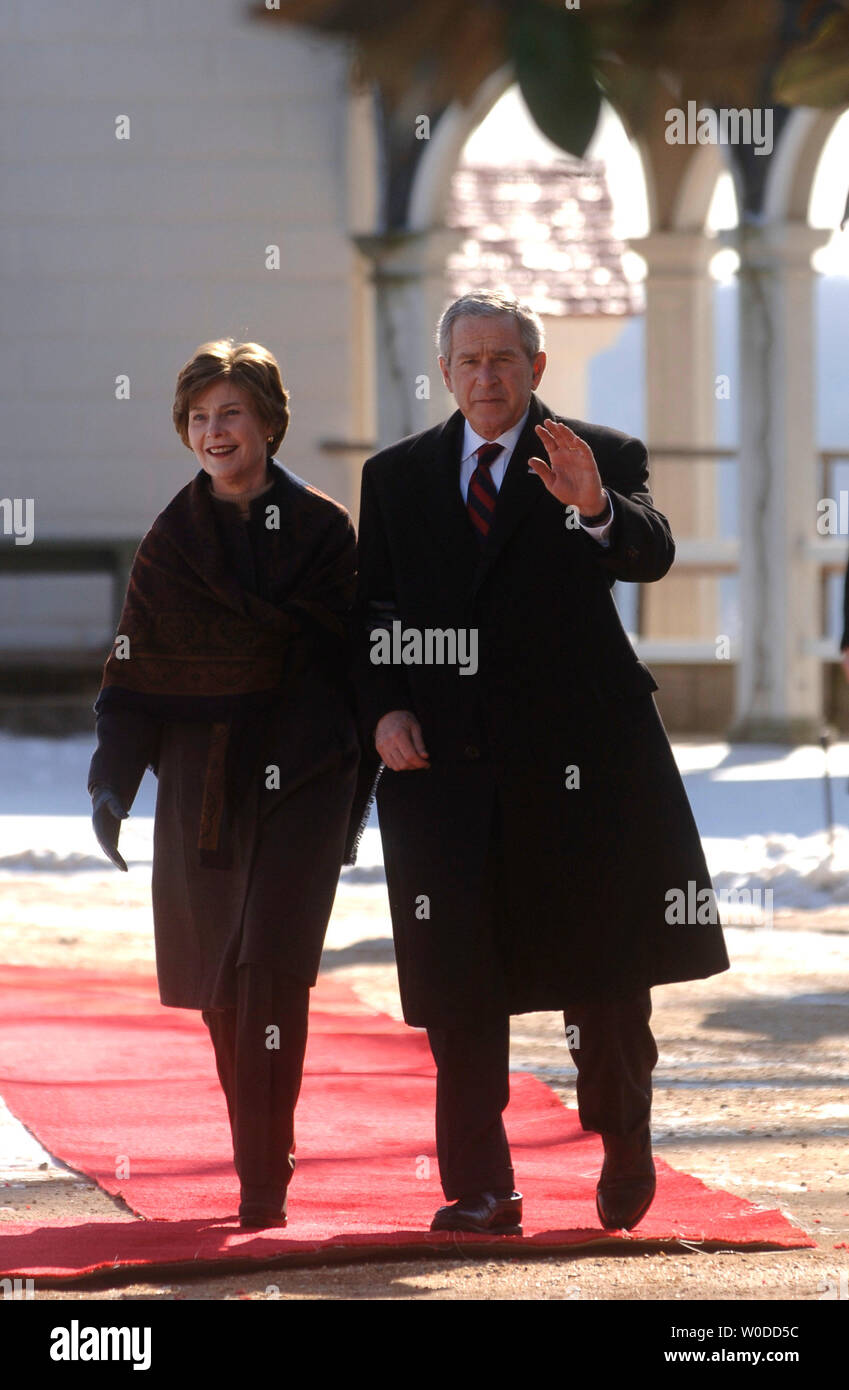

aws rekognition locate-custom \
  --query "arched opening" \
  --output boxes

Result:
[403,84,742,731]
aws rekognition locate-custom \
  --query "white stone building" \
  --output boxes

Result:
[0,0,373,659]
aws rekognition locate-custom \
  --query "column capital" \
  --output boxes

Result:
[629,230,718,277]
[721,220,831,272]
[353,227,464,281]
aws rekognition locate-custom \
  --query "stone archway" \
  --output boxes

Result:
[355,68,516,448]
[357,78,736,732]
[361,73,653,446]
[354,74,847,742]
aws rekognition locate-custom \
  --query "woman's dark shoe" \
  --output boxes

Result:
[239,1188,288,1230]
[596,1128,656,1230]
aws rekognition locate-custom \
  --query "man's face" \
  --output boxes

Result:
[438,313,546,440]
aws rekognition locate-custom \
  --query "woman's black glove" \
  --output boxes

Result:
[91,786,129,872]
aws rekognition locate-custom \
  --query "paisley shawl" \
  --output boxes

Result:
[95,461,356,864]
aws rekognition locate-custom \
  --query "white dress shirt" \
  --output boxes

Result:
[459,407,614,546]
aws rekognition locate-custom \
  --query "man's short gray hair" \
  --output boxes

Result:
[436,292,545,363]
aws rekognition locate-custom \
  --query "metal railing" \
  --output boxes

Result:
[3,448,849,664]
[631,446,849,662]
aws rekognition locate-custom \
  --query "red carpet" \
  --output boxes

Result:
[0,964,813,1280]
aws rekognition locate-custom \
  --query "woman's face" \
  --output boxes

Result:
[187,379,270,495]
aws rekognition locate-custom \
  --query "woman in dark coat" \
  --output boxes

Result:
[88,339,360,1228]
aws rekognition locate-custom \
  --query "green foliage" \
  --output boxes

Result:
[508,1,601,158]
[774,9,849,106]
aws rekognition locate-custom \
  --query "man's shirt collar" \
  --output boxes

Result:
[461,405,531,465]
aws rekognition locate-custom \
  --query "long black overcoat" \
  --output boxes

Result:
[89,463,360,1010]
[353,393,730,1028]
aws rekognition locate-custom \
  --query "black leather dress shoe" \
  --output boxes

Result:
[430,1191,523,1235]
[239,1190,288,1230]
[596,1129,656,1231]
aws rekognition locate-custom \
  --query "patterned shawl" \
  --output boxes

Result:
[96,462,356,864]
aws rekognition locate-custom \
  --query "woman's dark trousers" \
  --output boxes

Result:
[202,964,311,1207]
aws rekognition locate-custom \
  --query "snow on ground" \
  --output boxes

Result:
[3,734,849,912]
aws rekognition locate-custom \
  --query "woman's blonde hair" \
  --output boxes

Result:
[172,339,290,454]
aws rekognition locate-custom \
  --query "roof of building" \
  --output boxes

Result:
[446,158,643,318]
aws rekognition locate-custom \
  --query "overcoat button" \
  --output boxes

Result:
[463,744,480,759]
[625,546,639,560]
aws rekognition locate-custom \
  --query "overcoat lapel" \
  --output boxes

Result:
[407,394,553,595]
[409,409,479,589]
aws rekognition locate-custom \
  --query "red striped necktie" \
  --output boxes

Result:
[467,442,503,544]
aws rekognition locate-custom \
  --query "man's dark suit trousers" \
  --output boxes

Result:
[427,991,657,1200]
[424,794,658,1200]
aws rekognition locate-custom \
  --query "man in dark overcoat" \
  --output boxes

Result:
[353,291,729,1234]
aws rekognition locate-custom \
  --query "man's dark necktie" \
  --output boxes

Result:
[467,442,503,544]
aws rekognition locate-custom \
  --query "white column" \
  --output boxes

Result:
[727,222,829,741]
[355,228,463,447]
[630,232,719,641]
[540,316,626,419]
